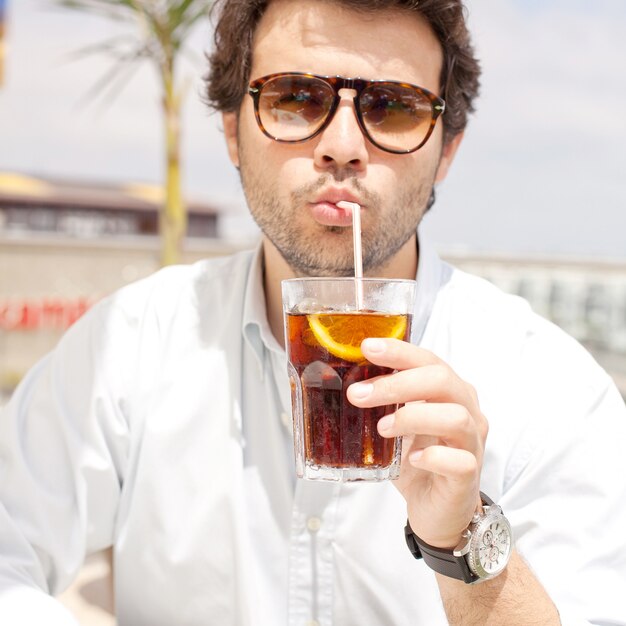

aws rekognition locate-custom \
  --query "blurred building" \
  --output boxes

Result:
[0,171,221,239]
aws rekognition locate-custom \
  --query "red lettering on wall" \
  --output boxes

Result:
[0,298,96,331]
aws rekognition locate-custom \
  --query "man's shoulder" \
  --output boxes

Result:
[430,265,589,361]
[115,248,254,304]
[134,248,254,289]
[432,265,609,386]
[86,248,256,332]
[437,265,535,328]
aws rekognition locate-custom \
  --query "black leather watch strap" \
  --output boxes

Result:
[404,521,477,583]
[404,492,495,584]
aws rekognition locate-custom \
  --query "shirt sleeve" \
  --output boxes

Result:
[501,324,626,626]
[0,298,130,622]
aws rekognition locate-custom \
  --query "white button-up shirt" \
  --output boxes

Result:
[1,237,625,625]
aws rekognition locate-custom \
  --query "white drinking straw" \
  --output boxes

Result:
[337,201,364,309]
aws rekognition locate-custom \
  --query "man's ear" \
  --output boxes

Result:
[435,131,464,183]
[222,112,240,168]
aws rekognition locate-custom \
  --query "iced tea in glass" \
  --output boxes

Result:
[282,278,415,481]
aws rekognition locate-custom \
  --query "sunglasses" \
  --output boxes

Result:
[247,72,446,154]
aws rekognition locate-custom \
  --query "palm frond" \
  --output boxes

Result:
[178,44,203,67]
[91,56,146,112]
[168,0,199,28]
[51,0,133,22]
[61,34,140,63]
[73,44,149,109]
[166,1,213,49]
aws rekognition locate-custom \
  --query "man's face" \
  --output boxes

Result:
[224,0,459,277]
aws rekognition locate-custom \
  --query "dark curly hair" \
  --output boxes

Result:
[205,0,481,144]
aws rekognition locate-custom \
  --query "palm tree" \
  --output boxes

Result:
[56,0,214,266]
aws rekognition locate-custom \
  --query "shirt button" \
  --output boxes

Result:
[306,621,320,626]
[307,516,322,533]
[280,411,291,428]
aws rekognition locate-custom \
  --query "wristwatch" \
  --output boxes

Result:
[404,492,513,584]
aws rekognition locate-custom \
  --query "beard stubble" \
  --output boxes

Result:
[237,141,439,277]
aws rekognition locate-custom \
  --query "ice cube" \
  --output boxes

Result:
[294,297,322,314]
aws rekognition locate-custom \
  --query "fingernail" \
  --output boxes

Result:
[409,449,424,465]
[377,413,395,432]
[350,382,373,399]
[362,338,385,353]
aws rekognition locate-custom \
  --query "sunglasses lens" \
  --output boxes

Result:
[360,84,434,152]
[257,75,334,141]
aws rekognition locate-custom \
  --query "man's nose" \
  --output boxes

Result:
[313,90,369,173]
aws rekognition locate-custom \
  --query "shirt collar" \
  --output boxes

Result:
[242,243,284,379]
[411,231,453,344]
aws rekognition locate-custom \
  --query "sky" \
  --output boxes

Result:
[0,0,625,258]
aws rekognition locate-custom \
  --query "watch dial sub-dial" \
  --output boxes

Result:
[495,525,511,552]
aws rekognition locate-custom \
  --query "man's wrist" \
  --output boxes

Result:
[408,494,484,550]
[404,492,513,584]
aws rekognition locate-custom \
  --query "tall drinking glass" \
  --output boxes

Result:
[282,278,415,482]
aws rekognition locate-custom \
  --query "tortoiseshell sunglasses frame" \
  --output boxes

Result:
[248,72,446,155]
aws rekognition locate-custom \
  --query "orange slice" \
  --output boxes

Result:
[307,312,407,362]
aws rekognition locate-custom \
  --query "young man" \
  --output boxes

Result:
[1,0,625,624]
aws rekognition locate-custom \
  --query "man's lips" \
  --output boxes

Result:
[308,201,355,227]
[309,192,363,227]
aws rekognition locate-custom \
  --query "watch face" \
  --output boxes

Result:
[469,513,513,579]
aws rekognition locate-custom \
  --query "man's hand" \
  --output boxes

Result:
[347,337,488,549]
[348,337,561,624]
